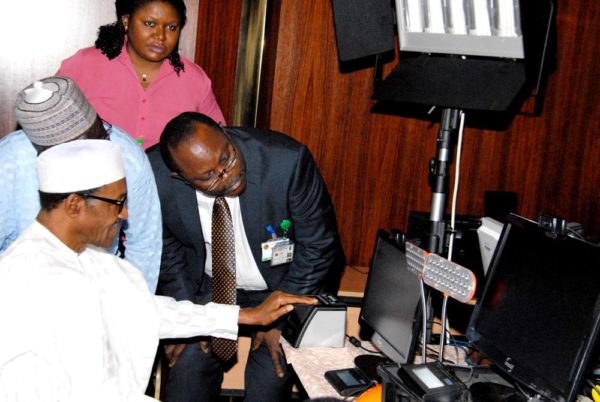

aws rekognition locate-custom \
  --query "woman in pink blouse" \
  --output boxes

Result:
[58,0,225,149]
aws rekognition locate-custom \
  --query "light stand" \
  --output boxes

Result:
[427,108,460,254]
[372,0,554,364]
[428,107,462,362]
[332,0,555,368]
[420,107,461,361]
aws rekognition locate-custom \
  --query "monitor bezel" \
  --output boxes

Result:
[359,229,423,366]
[467,213,600,402]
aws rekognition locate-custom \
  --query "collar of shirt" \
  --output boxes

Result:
[195,191,267,291]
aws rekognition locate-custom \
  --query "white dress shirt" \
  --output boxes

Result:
[196,191,268,290]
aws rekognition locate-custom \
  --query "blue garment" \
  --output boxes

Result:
[0,125,161,292]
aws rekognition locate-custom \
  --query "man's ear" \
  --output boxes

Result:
[170,171,190,185]
[63,194,84,218]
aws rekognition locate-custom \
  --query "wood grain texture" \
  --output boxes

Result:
[195,0,244,123]
[267,1,600,266]
[195,1,599,267]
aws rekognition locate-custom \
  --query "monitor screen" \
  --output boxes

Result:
[467,214,600,402]
[360,230,423,365]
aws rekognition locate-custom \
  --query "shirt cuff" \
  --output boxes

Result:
[203,302,240,340]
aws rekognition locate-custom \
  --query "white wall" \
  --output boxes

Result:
[0,0,199,137]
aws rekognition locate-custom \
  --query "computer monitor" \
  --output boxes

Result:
[467,214,600,402]
[359,230,423,365]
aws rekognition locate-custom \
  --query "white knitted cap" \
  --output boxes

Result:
[37,140,125,193]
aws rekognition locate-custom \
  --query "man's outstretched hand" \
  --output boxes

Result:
[238,291,316,326]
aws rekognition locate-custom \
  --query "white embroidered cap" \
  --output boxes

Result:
[15,76,97,146]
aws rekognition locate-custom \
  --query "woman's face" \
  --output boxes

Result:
[122,1,182,66]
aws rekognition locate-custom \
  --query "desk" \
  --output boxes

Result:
[281,303,373,400]
[283,268,469,399]
[220,266,368,395]
[338,266,369,298]
[282,339,468,400]
[282,338,377,400]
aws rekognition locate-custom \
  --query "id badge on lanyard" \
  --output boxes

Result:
[261,220,294,266]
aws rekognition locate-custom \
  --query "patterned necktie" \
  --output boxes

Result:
[211,196,238,362]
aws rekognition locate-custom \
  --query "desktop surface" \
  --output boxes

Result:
[281,337,377,400]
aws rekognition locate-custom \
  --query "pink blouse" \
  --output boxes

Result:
[58,46,225,149]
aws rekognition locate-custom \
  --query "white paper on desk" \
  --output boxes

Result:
[282,339,377,399]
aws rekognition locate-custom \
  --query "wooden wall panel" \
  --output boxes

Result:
[195,0,244,123]
[197,1,599,267]
[267,1,600,266]
[267,1,432,264]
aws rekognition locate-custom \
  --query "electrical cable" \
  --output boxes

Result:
[567,228,585,240]
[345,334,382,355]
[439,294,449,362]
[445,363,475,382]
[445,329,466,365]
[447,110,465,261]
[439,110,465,365]
[513,381,533,400]
[419,279,428,363]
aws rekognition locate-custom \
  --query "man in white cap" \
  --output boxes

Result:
[0,76,161,292]
[0,140,314,401]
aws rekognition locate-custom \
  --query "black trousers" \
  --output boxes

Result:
[163,289,294,402]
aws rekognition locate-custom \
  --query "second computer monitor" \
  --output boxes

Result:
[360,230,422,365]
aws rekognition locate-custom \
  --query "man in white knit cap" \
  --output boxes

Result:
[0,140,314,402]
[0,76,161,292]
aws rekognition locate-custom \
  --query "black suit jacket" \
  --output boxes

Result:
[147,127,344,304]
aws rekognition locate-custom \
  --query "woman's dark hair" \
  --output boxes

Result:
[95,0,187,74]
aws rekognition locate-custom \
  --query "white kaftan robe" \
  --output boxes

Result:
[0,221,239,401]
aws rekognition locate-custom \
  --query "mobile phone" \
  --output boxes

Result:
[324,367,373,397]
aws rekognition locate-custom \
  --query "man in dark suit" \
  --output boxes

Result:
[147,112,344,402]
